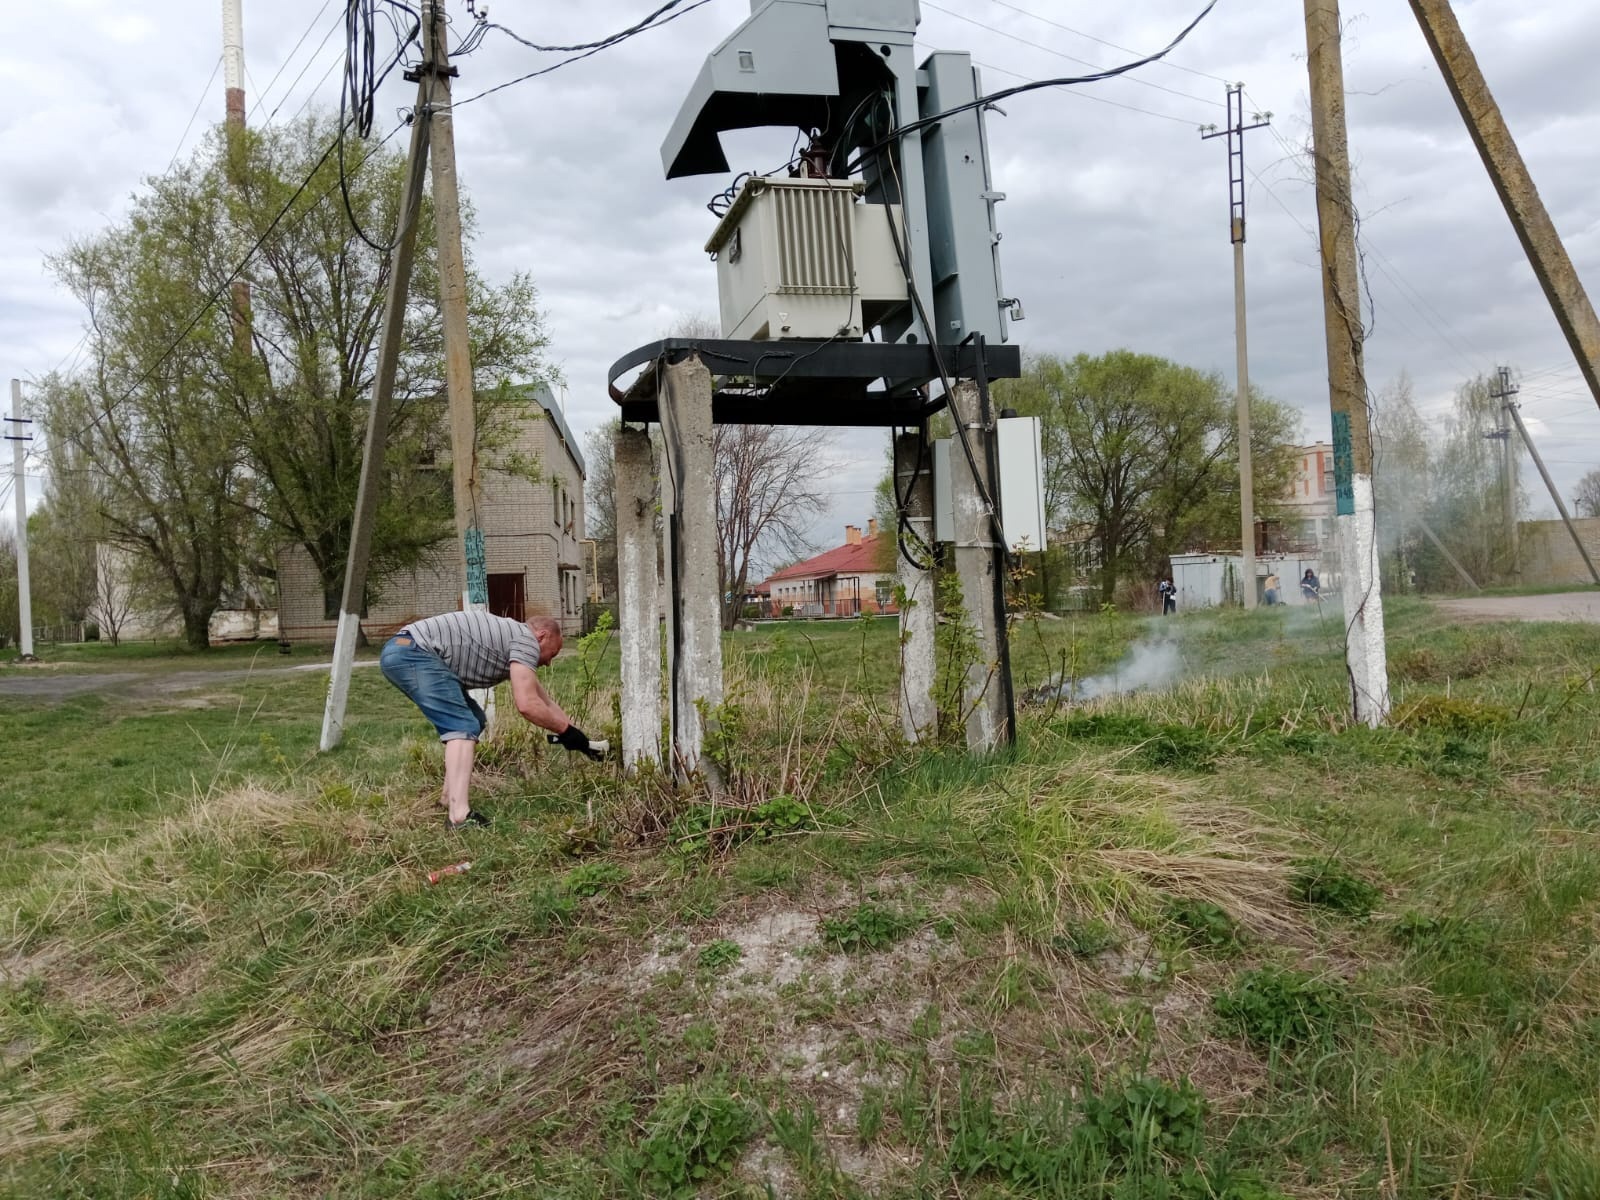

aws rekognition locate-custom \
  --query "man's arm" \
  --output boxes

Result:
[509,661,574,733]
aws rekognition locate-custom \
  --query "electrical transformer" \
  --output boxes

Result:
[704,176,908,340]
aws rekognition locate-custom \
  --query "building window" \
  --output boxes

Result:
[876,581,893,608]
[553,481,561,525]
[1322,469,1334,495]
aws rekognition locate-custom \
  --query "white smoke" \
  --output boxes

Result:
[1057,635,1185,702]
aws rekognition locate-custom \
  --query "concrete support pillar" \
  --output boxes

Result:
[615,426,661,770]
[947,381,1014,753]
[894,431,937,742]
[660,355,725,784]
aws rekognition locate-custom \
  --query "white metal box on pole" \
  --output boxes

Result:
[932,417,1046,552]
[996,416,1046,552]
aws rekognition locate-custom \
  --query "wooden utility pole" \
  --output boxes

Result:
[421,0,489,621]
[319,90,434,750]
[1202,84,1270,609]
[1408,0,1600,415]
[6,380,34,660]
[1304,0,1390,726]
[1498,367,1600,586]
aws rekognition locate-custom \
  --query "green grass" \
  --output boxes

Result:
[2,604,1599,1197]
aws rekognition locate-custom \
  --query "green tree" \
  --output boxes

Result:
[41,147,256,648]
[996,351,1299,603]
[219,116,552,618]
[1371,371,1433,592]
[1420,372,1522,587]
[40,116,552,646]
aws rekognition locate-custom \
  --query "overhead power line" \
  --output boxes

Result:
[249,0,339,122]
[922,1,1223,113]
[921,43,1199,126]
[855,0,1221,156]
[52,49,418,453]
[982,0,1230,84]
[453,0,717,107]
[167,55,224,173]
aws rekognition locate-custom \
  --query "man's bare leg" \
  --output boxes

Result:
[443,738,476,825]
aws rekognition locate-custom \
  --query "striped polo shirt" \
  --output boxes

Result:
[404,611,542,688]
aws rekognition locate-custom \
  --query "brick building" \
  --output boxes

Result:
[1279,441,1336,548]
[759,521,899,617]
[276,384,588,643]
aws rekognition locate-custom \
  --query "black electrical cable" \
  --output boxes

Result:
[841,0,1220,176]
[453,0,715,107]
[339,5,421,252]
[471,0,709,54]
[871,131,1010,564]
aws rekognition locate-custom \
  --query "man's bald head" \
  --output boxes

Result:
[529,616,563,666]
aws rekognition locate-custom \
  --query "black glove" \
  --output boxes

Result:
[556,724,604,761]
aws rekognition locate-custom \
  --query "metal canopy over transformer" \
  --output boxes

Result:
[658,0,1012,350]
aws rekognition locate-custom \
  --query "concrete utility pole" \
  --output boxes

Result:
[7,380,34,659]
[613,427,661,771]
[1304,0,1390,726]
[1408,0,1600,416]
[1486,369,1519,576]
[894,429,937,743]
[421,0,489,629]
[319,80,435,750]
[947,380,1014,752]
[1201,84,1270,609]
[1499,367,1600,586]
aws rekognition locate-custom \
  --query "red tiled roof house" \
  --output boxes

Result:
[759,521,899,617]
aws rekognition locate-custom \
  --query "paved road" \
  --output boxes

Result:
[1431,592,1600,624]
[0,659,379,703]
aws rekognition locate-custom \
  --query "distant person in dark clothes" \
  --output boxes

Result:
[380,612,600,830]
[1158,577,1177,615]
[1301,569,1321,602]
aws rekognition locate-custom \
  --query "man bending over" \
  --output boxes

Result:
[380,612,600,830]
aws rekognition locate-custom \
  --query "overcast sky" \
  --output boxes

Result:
[4,0,1598,551]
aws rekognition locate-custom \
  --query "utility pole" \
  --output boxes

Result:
[1498,366,1600,586]
[7,380,35,660]
[1408,0,1600,416]
[421,0,489,624]
[1304,0,1389,726]
[1486,368,1519,577]
[319,74,434,750]
[1201,84,1270,610]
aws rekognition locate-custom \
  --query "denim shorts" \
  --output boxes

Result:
[380,634,487,743]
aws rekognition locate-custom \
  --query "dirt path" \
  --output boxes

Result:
[1431,591,1600,624]
[0,659,379,704]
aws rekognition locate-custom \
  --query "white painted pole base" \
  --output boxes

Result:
[1337,474,1390,727]
[320,610,362,751]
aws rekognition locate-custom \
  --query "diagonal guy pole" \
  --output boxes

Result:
[320,88,434,752]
